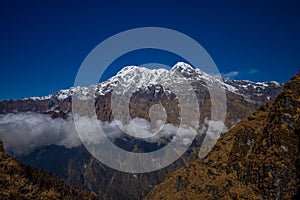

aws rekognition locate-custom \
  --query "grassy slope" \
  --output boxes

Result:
[0,141,99,200]
[146,71,300,200]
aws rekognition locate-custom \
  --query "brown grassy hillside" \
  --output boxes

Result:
[0,140,99,200]
[146,71,300,200]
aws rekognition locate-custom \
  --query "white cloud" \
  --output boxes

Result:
[222,71,239,79]
[0,112,197,155]
[199,118,228,139]
[249,69,259,74]
[0,113,228,156]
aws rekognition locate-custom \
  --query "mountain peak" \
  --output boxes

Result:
[117,62,195,75]
[172,62,194,69]
[116,62,207,79]
[171,62,195,74]
[170,62,214,80]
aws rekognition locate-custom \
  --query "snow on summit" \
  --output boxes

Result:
[19,62,281,102]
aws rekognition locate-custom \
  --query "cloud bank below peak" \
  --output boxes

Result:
[0,112,227,156]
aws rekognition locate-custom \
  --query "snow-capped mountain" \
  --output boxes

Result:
[0,61,283,128]
[9,62,281,104]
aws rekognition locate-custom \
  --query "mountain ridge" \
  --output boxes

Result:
[0,62,286,199]
[1,62,281,104]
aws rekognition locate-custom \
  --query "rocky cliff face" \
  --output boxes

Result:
[0,141,98,199]
[145,71,300,200]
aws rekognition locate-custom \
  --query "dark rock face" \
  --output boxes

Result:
[146,71,300,200]
[225,80,282,103]
[0,98,71,118]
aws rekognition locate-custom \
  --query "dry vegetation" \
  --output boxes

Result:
[146,71,300,200]
[0,141,99,200]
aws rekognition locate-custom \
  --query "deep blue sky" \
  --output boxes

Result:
[0,0,299,100]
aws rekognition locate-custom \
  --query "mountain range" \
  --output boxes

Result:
[0,62,286,199]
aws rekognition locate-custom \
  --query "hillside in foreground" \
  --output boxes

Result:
[146,71,300,199]
[0,140,98,200]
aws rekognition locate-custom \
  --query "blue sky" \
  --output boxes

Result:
[0,0,299,100]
